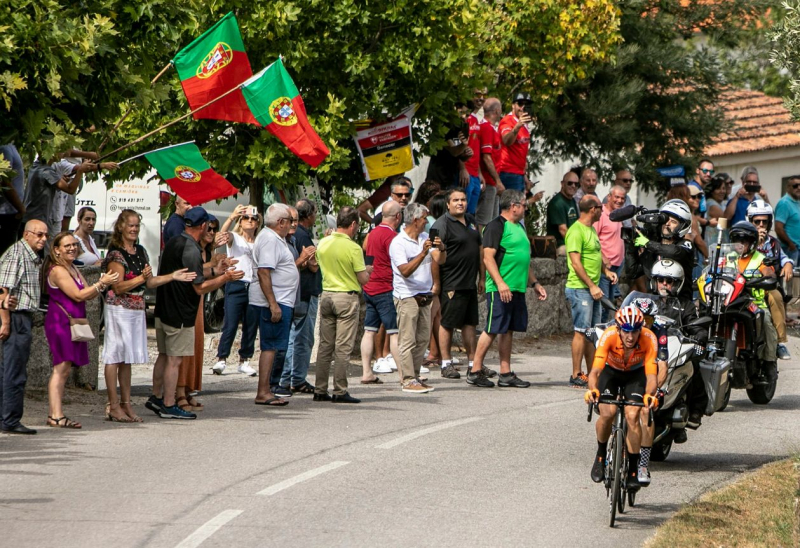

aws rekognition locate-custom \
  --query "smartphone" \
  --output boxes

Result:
[428,228,439,240]
[247,206,258,217]
[365,255,375,266]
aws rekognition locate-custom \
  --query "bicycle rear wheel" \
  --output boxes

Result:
[616,425,627,515]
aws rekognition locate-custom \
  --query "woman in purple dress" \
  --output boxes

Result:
[43,232,118,429]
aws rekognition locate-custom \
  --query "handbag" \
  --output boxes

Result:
[530,235,557,259]
[55,301,94,342]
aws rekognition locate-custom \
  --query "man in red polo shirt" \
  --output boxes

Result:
[463,89,487,216]
[477,97,504,230]
[498,92,533,193]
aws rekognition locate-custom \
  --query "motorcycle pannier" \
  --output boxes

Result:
[699,357,731,416]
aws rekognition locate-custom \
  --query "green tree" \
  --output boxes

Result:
[771,0,800,119]
[533,0,773,192]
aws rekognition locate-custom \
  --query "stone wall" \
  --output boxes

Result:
[0,266,102,390]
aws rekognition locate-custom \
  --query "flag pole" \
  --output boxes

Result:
[97,62,174,152]
[97,82,244,162]
[116,140,197,166]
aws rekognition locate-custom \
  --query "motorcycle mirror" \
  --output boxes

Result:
[654,314,676,327]
[745,276,778,292]
[687,316,712,328]
[600,297,617,311]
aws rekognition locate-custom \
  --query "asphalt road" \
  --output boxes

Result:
[1,334,798,548]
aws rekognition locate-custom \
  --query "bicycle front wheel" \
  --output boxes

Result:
[616,425,627,515]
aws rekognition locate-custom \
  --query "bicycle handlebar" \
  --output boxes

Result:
[586,398,654,426]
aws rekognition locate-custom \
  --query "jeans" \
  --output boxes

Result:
[598,264,623,322]
[500,172,525,192]
[0,312,32,429]
[278,296,318,388]
[466,175,481,215]
[216,281,257,360]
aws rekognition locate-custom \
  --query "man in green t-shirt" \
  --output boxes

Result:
[467,190,547,388]
[546,171,580,252]
[565,195,617,389]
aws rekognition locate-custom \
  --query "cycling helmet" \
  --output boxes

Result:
[659,199,692,239]
[615,305,645,332]
[746,199,774,230]
[650,259,685,296]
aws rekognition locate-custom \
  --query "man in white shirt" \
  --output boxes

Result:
[389,203,446,394]
[249,203,299,406]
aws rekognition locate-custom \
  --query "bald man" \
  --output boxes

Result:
[0,220,49,434]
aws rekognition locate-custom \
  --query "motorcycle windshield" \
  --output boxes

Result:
[701,243,740,279]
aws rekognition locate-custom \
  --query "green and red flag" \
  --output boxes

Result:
[241,58,330,167]
[144,142,238,205]
[172,12,257,125]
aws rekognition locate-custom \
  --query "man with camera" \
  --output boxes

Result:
[725,166,770,224]
[498,93,533,193]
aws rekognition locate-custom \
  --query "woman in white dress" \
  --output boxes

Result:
[101,209,196,422]
[212,205,262,376]
[73,207,102,265]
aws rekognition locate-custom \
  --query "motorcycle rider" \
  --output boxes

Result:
[637,260,707,485]
[728,221,779,384]
[635,200,695,301]
[586,306,659,491]
[746,199,794,361]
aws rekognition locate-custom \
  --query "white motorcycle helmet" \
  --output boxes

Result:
[660,199,692,239]
[746,199,773,231]
[650,259,685,296]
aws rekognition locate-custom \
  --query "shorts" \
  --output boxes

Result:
[485,291,528,334]
[155,318,195,357]
[500,172,525,192]
[250,303,294,352]
[565,287,603,334]
[364,290,398,334]
[476,184,498,226]
[440,289,479,329]
[596,366,647,402]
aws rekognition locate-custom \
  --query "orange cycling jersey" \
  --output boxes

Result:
[592,325,658,376]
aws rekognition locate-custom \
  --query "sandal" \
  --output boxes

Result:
[254,397,288,407]
[176,397,193,412]
[47,416,82,429]
[105,403,133,423]
[290,382,315,394]
[360,376,384,385]
[185,397,204,412]
[119,401,143,423]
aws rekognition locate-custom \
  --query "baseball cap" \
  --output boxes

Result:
[513,92,532,104]
[688,185,703,196]
[184,207,210,227]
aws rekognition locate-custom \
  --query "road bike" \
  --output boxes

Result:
[588,390,653,527]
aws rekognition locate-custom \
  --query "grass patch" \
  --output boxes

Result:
[645,457,800,548]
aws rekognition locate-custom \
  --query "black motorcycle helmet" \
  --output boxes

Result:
[729,221,759,256]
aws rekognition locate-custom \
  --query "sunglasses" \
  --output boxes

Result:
[700,168,715,175]
[654,276,678,284]
[792,183,800,189]
[617,178,633,183]
[242,215,259,221]
[566,181,580,187]
[208,226,219,232]
[392,192,412,198]
[25,230,48,238]
[752,219,770,226]
[689,193,703,199]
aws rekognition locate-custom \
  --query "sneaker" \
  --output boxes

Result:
[481,365,497,378]
[385,354,398,371]
[145,395,164,416]
[373,358,393,374]
[627,470,640,491]
[569,373,588,388]
[238,362,257,377]
[272,386,292,398]
[673,428,688,444]
[637,465,651,487]
[158,404,197,420]
[590,455,605,483]
[687,409,702,430]
[402,379,434,394]
[212,360,226,375]
[441,364,461,379]
[419,364,430,374]
[418,378,434,389]
[497,372,531,388]
[466,370,495,388]
[777,344,791,361]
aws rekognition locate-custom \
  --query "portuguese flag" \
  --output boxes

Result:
[241,58,330,168]
[144,142,238,205]
[172,12,257,125]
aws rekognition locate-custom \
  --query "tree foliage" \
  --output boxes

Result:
[532,0,773,192]
[771,0,800,119]
[1,0,620,194]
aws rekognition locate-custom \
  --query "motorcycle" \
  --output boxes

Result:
[697,243,779,406]
[588,293,711,461]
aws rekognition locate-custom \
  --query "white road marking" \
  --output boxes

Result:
[528,398,578,411]
[257,461,350,496]
[376,417,485,449]
[174,509,243,548]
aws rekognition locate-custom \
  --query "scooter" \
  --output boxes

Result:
[588,293,710,461]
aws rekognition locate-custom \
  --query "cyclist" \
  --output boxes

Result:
[586,306,659,491]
